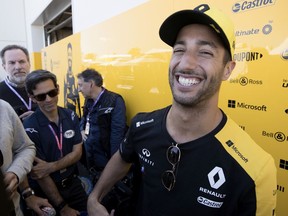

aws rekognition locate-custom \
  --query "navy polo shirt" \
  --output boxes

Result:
[23,107,82,182]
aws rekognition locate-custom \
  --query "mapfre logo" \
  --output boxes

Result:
[232,0,276,13]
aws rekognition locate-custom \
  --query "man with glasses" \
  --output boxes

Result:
[87,3,277,216]
[23,70,88,216]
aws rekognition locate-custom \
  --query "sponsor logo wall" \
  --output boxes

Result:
[42,0,288,214]
[219,1,288,214]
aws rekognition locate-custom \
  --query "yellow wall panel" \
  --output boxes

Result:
[42,0,288,214]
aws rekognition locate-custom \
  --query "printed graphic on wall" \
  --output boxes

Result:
[42,0,288,214]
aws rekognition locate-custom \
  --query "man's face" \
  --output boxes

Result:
[169,24,234,108]
[77,77,92,99]
[2,49,30,85]
[31,79,58,114]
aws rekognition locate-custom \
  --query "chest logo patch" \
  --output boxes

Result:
[64,130,75,138]
[208,166,226,189]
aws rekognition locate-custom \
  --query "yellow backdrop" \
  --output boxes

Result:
[38,0,287,214]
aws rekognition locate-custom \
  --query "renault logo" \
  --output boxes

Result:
[208,166,226,189]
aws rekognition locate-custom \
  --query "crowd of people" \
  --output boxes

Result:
[0,3,277,216]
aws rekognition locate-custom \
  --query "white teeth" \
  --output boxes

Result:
[178,76,200,86]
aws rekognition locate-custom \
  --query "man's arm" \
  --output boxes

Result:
[87,150,131,216]
[19,177,53,215]
[37,175,79,216]
[31,143,82,179]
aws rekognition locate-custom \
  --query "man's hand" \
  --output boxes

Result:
[60,205,80,216]
[31,157,54,179]
[87,197,114,216]
[19,110,34,121]
[25,195,53,216]
[81,130,88,142]
[4,172,18,199]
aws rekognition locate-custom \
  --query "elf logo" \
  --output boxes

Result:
[232,0,276,13]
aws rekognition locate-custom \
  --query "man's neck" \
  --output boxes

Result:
[5,77,25,88]
[166,103,223,144]
[92,87,104,101]
[41,108,59,125]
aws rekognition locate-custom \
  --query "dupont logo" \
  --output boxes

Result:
[232,0,276,13]
[228,100,267,111]
[233,52,263,62]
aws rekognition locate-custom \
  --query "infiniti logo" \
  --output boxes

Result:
[142,148,151,157]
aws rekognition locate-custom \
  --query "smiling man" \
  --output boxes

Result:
[87,3,276,216]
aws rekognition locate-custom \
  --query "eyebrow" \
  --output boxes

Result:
[174,40,218,49]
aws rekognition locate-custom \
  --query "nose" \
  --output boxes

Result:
[179,51,198,70]
[14,61,22,69]
[45,94,54,101]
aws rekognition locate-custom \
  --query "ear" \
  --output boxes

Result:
[222,61,236,81]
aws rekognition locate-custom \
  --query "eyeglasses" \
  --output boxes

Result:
[161,143,181,191]
[33,88,59,101]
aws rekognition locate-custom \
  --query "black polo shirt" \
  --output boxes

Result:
[23,107,82,182]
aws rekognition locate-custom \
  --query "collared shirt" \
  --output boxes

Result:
[23,107,82,182]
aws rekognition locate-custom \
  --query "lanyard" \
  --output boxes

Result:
[5,79,32,111]
[87,89,105,121]
[48,123,63,158]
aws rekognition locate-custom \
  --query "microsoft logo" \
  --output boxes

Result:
[228,100,267,111]
[228,100,236,108]
[279,159,288,170]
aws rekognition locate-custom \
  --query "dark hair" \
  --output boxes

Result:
[25,70,57,95]
[77,68,103,87]
[0,44,30,64]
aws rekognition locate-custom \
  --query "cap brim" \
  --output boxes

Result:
[159,10,228,51]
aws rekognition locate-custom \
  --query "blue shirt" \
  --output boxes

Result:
[24,107,82,181]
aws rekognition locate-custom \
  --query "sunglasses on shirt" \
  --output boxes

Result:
[33,88,59,101]
[161,143,181,191]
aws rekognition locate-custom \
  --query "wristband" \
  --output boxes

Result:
[21,187,34,200]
